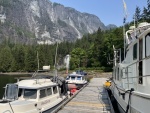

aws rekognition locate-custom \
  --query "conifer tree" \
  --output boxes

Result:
[134,6,141,24]
[142,7,148,22]
[0,46,13,72]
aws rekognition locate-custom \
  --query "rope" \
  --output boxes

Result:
[9,101,14,113]
[111,79,134,113]
[125,88,134,113]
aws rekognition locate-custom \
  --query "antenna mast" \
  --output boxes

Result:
[37,51,39,71]
[54,42,58,77]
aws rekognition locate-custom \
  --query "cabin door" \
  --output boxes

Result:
[139,39,143,84]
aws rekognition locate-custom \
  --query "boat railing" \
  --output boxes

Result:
[126,24,150,45]
[136,24,150,37]
[120,56,150,89]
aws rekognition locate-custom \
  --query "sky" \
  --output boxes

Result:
[50,0,147,27]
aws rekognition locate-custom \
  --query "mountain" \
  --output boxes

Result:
[0,0,110,44]
[106,24,117,30]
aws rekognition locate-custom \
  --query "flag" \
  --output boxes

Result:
[122,0,128,23]
[123,17,126,23]
[123,0,127,10]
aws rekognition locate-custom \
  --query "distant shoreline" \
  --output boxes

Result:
[0,72,33,75]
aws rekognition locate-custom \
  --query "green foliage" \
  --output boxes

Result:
[24,46,37,72]
[11,45,25,71]
[70,48,87,69]
[0,46,13,72]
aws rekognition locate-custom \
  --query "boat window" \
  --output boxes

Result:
[40,89,46,98]
[117,68,119,80]
[145,33,150,57]
[66,76,70,80]
[82,76,85,80]
[121,70,123,79]
[5,84,18,100]
[53,86,58,94]
[77,76,81,80]
[114,68,116,80]
[47,88,52,95]
[24,89,37,99]
[133,43,137,60]
[139,39,143,84]
[71,76,76,80]
[18,88,23,97]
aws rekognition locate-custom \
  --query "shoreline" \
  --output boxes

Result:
[0,72,33,75]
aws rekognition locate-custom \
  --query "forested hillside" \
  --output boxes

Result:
[0,27,123,72]
[0,1,150,72]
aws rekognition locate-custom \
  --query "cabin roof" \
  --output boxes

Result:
[17,79,57,89]
[68,73,84,77]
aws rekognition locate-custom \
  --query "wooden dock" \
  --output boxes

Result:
[58,78,114,113]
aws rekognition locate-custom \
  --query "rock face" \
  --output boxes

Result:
[0,0,109,44]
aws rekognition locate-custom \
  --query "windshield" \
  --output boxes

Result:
[77,76,81,80]
[24,89,37,99]
[71,76,76,80]
[66,76,70,80]
[5,84,18,100]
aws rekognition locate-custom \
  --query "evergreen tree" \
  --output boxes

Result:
[141,7,148,21]
[70,48,87,69]
[134,6,141,24]
[12,44,25,71]
[0,46,13,72]
[147,0,150,21]
[24,47,37,72]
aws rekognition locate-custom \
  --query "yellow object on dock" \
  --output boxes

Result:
[104,80,111,87]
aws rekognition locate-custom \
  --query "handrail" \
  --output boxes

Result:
[122,55,150,69]
[120,56,150,80]
[122,74,150,79]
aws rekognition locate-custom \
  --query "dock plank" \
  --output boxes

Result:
[58,78,112,113]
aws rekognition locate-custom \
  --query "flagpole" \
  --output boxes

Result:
[122,0,127,60]
[123,20,126,59]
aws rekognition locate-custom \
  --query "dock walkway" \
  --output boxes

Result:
[58,78,114,113]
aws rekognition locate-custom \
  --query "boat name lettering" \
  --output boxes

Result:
[41,100,50,105]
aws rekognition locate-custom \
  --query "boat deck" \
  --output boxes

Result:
[58,78,114,113]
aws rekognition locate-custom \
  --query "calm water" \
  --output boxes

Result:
[0,74,32,99]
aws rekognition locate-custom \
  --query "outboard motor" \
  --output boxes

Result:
[52,76,68,95]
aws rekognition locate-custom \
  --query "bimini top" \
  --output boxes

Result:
[17,79,57,89]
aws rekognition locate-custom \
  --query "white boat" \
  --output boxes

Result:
[66,72,87,90]
[110,22,150,113]
[0,75,68,113]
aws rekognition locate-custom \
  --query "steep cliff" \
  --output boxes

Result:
[0,0,109,44]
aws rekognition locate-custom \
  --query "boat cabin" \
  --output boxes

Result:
[3,79,59,101]
[66,72,86,83]
[0,78,66,113]
[113,22,150,94]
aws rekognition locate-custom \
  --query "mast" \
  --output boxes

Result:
[37,51,39,71]
[54,42,58,77]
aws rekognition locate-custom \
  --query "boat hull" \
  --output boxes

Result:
[67,83,86,90]
[43,96,68,113]
[110,82,150,113]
